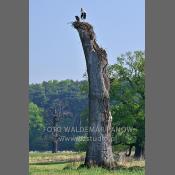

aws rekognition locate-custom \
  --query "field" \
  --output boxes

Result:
[29,152,145,175]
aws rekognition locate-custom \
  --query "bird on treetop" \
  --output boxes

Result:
[80,8,86,21]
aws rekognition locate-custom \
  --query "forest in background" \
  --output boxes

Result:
[29,51,145,159]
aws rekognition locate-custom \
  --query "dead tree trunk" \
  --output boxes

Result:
[73,21,116,169]
[52,140,58,153]
[52,115,59,153]
[134,144,144,159]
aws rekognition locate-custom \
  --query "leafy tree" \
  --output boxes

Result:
[28,51,145,156]
[29,84,48,108]
[29,80,88,151]
[109,51,145,158]
[29,102,47,151]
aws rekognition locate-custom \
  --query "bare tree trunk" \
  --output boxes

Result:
[52,140,58,153]
[73,21,116,169]
[52,115,59,153]
[134,144,144,159]
[126,145,133,157]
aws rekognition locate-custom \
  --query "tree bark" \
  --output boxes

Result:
[73,21,116,169]
[126,145,133,157]
[134,144,144,159]
[52,140,58,153]
[52,115,59,153]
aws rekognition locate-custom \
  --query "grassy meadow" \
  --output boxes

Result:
[29,151,145,175]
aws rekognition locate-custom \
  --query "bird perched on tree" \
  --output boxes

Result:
[75,16,80,22]
[80,8,86,21]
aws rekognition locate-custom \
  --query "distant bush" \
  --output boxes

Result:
[74,136,88,151]
[113,144,128,153]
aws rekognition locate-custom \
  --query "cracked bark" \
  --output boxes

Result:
[73,21,116,169]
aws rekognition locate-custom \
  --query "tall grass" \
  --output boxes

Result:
[29,151,145,175]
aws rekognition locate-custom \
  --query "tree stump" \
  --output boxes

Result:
[73,21,116,169]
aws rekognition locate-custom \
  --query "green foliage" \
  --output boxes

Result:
[29,51,145,154]
[29,102,44,128]
[29,102,47,150]
[29,84,48,108]
[109,51,145,150]
[74,136,88,151]
[29,80,88,151]
[112,144,128,152]
[80,108,89,127]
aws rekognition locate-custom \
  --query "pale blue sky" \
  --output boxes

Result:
[29,0,145,83]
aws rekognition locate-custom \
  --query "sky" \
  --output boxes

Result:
[29,0,145,84]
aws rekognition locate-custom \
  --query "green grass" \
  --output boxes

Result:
[29,151,85,164]
[29,163,144,175]
[29,152,145,175]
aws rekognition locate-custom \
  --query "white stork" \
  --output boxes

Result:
[80,8,86,21]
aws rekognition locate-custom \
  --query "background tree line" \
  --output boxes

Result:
[29,51,145,159]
